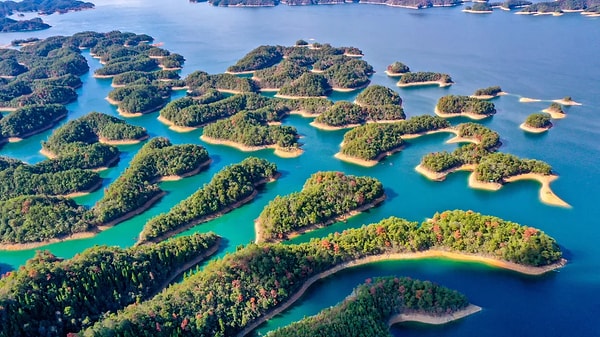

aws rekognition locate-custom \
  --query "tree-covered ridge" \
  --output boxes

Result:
[355,85,402,106]
[339,115,451,161]
[0,195,91,245]
[0,157,101,201]
[41,111,147,170]
[91,137,210,225]
[227,45,285,73]
[0,233,220,337]
[524,113,552,129]
[473,86,503,97]
[253,59,309,89]
[0,104,67,139]
[160,92,279,127]
[520,0,600,13]
[111,70,180,87]
[83,210,562,337]
[286,97,333,116]
[139,157,278,243]
[398,71,453,86]
[436,95,497,117]
[278,72,331,97]
[313,100,405,128]
[475,152,552,183]
[268,276,470,337]
[202,109,301,150]
[107,84,171,115]
[0,17,49,32]
[256,171,385,241]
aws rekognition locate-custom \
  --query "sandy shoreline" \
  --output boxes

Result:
[384,70,407,77]
[542,107,566,119]
[99,134,149,145]
[434,106,492,120]
[275,94,328,99]
[157,115,198,133]
[255,194,386,243]
[415,163,476,181]
[155,158,212,182]
[200,135,303,158]
[0,230,99,251]
[519,97,542,103]
[470,92,507,100]
[388,304,482,326]
[225,70,256,75]
[552,98,582,106]
[335,145,404,167]
[61,179,103,198]
[117,101,166,118]
[309,121,361,130]
[6,112,68,142]
[397,80,452,88]
[505,173,571,208]
[101,191,167,228]
[462,9,493,13]
[289,109,321,118]
[332,83,369,92]
[236,250,564,337]
[39,147,57,159]
[519,122,551,133]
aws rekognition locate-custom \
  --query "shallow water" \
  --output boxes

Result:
[1,1,599,336]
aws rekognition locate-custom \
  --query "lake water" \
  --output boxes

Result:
[1,1,599,336]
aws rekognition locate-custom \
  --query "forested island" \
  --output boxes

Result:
[311,97,405,130]
[41,112,147,170]
[471,86,505,99]
[201,108,303,157]
[520,113,553,133]
[82,210,563,336]
[435,95,497,119]
[138,157,278,244]
[0,233,220,337]
[463,2,493,13]
[0,0,93,32]
[269,276,478,337]
[91,137,210,226]
[335,115,451,166]
[543,102,566,119]
[256,171,385,242]
[385,61,410,77]
[397,71,453,87]
[0,104,67,141]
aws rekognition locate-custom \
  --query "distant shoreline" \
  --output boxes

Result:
[200,135,303,158]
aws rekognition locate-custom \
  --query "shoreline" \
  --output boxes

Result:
[388,304,482,326]
[332,83,369,92]
[519,97,542,103]
[434,106,492,120]
[397,80,452,88]
[224,70,256,75]
[39,147,57,159]
[255,194,386,243]
[61,179,103,198]
[236,251,565,337]
[542,107,566,119]
[200,135,303,158]
[0,230,100,251]
[98,134,149,145]
[334,146,404,167]
[462,9,493,14]
[117,101,166,118]
[275,94,328,99]
[100,191,168,228]
[155,158,212,182]
[519,122,551,133]
[415,163,476,181]
[470,92,507,100]
[157,115,198,132]
[6,112,68,142]
[552,98,582,106]
[141,174,278,244]
[289,109,321,118]
[384,70,407,77]
[309,121,361,130]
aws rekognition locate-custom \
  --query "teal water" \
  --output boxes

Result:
[1,1,599,336]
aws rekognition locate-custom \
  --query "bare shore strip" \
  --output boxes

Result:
[310,119,404,131]
[157,115,197,133]
[39,148,121,172]
[542,107,566,119]
[98,134,149,145]
[520,97,582,106]
[200,135,303,158]
[388,304,482,326]
[384,70,408,77]
[236,251,564,337]
[519,122,551,133]
[255,195,386,243]
[140,174,278,245]
[434,106,492,120]
[397,80,452,88]
[416,164,570,207]
[470,92,507,100]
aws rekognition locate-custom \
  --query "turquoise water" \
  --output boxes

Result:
[1,1,600,336]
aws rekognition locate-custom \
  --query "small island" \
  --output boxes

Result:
[201,109,303,158]
[0,104,68,142]
[0,0,93,32]
[397,71,453,88]
[435,95,497,119]
[385,61,410,77]
[138,157,278,244]
[543,102,566,119]
[552,96,582,106]
[83,209,564,336]
[520,113,553,133]
[471,85,506,99]
[463,2,494,13]
[269,276,479,337]
[0,234,220,337]
[335,115,451,167]
[255,171,385,242]
[107,84,170,117]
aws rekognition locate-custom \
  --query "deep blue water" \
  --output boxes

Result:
[1,1,599,336]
